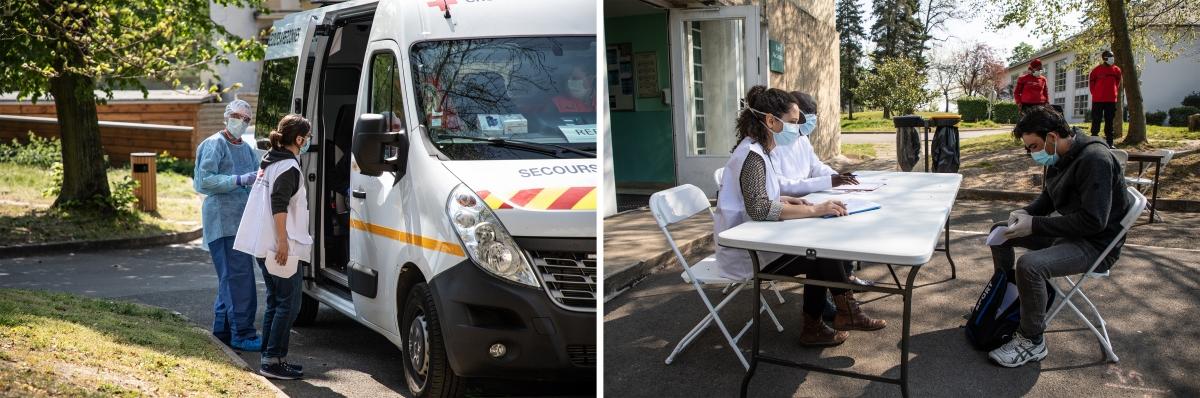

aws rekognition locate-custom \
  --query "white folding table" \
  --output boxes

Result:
[718,171,962,398]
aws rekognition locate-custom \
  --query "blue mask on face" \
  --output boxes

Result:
[299,135,311,154]
[799,113,817,136]
[769,114,801,147]
[1031,137,1059,166]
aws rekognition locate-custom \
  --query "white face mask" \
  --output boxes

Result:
[1032,70,1044,77]
[225,118,248,136]
[567,79,591,99]
[1104,57,1114,65]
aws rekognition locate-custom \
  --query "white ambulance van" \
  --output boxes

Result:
[253,1,597,395]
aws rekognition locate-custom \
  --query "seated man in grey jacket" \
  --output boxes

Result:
[988,105,1131,368]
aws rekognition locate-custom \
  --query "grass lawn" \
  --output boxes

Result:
[0,289,276,397]
[0,163,200,246]
[840,143,877,159]
[840,110,1005,133]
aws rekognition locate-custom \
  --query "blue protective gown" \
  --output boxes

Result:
[194,132,258,246]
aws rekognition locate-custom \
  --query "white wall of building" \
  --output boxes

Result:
[206,1,264,101]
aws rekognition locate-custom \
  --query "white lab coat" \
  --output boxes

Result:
[772,135,838,197]
[233,158,313,263]
[714,137,782,281]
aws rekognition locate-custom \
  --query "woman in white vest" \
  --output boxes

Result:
[233,114,313,380]
[714,86,885,347]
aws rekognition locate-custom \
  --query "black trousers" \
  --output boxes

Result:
[1091,102,1117,146]
[762,255,851,317]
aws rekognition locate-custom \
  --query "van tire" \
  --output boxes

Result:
[402,282,463,398]
[293,292,319,326]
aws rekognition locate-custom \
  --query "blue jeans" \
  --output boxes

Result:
[256,257,304,363]
[209,236,258,342]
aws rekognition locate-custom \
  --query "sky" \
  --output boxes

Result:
[853,0,1084,64]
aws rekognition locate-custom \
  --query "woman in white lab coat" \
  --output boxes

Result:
[714,86,886,346]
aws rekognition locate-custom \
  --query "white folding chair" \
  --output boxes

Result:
[713,167,786,305]
[651,184,784,370]
[1125,149,1172,222]
[1044,187,1147,363]
[1108,148,1128,175]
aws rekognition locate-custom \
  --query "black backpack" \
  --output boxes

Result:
[965,267,1056,351]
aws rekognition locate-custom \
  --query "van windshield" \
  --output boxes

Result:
[410,36,597,160]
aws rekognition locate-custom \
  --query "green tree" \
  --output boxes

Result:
[837,0,867,119]
[871,0,927,67]
[854,57,933,117]
[1009,42,1035,65]
[0,0,265,211]
[989,0,1199,145]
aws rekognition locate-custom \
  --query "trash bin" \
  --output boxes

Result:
[930,115,961,173]
[893,115,924,172]
[130,152,157,212]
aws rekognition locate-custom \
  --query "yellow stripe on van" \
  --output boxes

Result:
[525,186,568,210]
[571,188,597,210]
[349,219,466,257]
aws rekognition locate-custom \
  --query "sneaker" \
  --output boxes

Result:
[260,362,303,380]
[285,362,303,372]
[989,333,1048,368]
[231,336,262,352]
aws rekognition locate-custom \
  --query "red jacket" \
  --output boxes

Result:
[1014,73,1049,106]
[1089,64,1122,103]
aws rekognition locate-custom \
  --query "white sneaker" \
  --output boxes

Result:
[989,332,1047,368]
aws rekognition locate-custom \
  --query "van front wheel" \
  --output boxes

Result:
[402,283,463,398]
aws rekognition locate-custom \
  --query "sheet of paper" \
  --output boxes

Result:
[831,182,884,192]
[987,226,1009,246]
[266,250,299,278]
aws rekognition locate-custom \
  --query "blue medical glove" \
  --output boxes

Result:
[236,172,257,187]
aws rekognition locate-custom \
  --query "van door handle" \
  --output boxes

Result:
[351,190,367,199]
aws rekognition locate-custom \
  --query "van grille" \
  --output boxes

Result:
[566,344,596,367]
[528,250,596,312]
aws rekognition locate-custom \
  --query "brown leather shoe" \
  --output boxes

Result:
[832,291,887,331]
[799,313,848,346]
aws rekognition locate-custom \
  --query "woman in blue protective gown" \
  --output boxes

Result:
[193,99,262,351]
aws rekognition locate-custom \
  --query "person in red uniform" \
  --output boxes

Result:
[1014,58,1050,114]
[552,65,596,114]
[1089,50,1122,147]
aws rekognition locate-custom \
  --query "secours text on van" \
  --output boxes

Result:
[253,0,597,395]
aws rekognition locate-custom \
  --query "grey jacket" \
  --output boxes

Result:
[1023,132,1130,270]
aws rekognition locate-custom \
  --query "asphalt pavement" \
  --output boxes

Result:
[0,240,591,397]
[604,217,1200,397]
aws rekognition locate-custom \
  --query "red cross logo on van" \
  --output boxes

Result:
[426,0,457,11]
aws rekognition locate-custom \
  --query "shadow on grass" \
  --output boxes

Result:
[0,207,172,247]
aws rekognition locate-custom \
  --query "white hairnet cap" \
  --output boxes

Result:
[224,99,252,119]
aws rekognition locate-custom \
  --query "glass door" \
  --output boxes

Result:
[669,5,765,196]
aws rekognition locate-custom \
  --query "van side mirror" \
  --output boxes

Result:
[352,113,409,178]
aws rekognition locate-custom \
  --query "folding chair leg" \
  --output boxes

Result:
[665,283,761,369]
[1047,278,1119,363]
[769,281,786,304]
[733,294,784,342]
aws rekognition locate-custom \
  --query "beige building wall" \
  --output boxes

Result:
[725,0,842,159]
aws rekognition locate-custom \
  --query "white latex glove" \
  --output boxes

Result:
[1004,213,1033,239]
[236,171,258,187]
[1008,209,1029,227]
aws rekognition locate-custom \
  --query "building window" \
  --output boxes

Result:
[1073,94,1089,117]
[690,21,706,155]
[1054,60,1067,92]
[1074,65,1088,89]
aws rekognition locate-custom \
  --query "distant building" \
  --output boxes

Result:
[1004,25,1200,124]
[205,0,321,100]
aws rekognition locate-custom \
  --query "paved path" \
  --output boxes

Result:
[603,205,1200,397]
[0,241,588,397]
[841,129,1009,145]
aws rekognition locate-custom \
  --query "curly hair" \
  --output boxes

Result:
[733,86,797,153]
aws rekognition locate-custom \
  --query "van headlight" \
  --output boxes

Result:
[446,184,539,287]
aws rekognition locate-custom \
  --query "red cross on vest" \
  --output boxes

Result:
[426,0,457,11]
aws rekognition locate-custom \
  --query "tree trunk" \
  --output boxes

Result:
[1108,0,1146,145]
[883,106,891,119]
[848,99,855,120]
[48,71,112,210]
[944,90,950,112]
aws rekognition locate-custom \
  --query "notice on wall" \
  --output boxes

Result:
[634,52,659,99]
[607,43,635,111]
[769,39,784,74]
